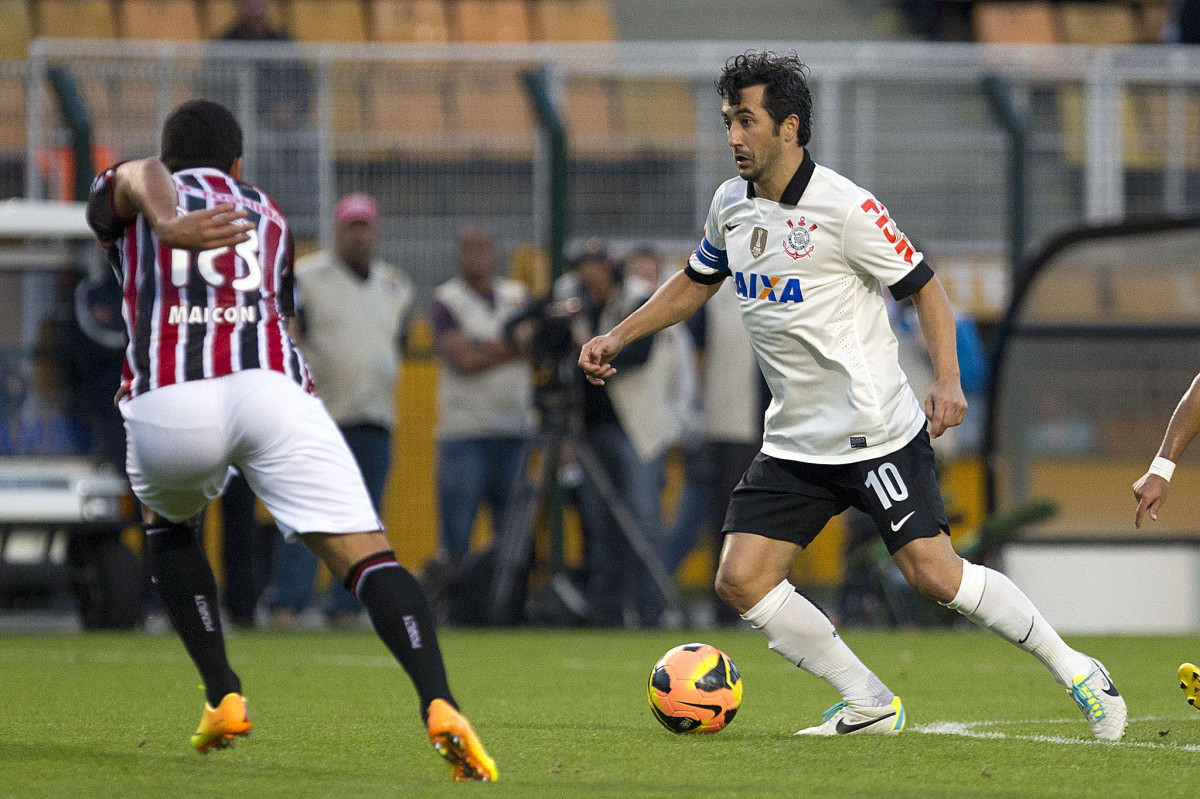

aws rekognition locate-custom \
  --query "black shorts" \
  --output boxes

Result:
[722,429,949,555]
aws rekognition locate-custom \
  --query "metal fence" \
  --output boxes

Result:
[11,39,1200,308]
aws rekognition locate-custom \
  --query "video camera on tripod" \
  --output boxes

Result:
[502,296,582,432]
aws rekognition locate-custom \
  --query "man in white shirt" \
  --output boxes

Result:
[579,52,1126,740]
[268,192,413,627]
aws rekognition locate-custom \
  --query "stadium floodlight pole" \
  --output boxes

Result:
[981,73,1030,281]
[46,66,95,202]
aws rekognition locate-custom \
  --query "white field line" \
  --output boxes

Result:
[914,716,1200,753]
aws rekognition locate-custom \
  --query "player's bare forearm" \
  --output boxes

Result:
[112,158,250,251]
[1158,373,1200,462]
[609,270,719,347]
[579,270,718,385]
[909,275,966,437]
[910,275,960,383]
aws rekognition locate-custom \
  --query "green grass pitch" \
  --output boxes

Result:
[2,627,1200,798]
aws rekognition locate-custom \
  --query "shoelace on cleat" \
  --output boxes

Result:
[1069,670,1106,722]
[821,701,849,723]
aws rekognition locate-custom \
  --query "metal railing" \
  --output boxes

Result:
[11,39,1200,305]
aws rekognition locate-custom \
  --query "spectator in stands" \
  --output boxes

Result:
[208,0,317,234]
[264,192,414,628]
[555,241,673,627]
[430,226,533,563]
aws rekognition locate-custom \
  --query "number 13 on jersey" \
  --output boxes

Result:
[170,229,262,292]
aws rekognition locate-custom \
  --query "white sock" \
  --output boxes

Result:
[741,579,893,707]
[945,560,1092,687]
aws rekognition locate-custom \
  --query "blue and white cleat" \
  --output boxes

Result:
[1069,657,1127,741]
[794,696,906,736]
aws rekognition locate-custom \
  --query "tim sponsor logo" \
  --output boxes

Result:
[733,271,804,303]
[168,304,258,325]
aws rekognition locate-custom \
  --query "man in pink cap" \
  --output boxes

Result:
[265,192,415,628]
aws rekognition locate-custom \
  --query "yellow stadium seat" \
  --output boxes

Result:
[1058,2,1140,45]
[0,1,33,59]
[616,78,695,140]
[201,0,285,38]
[971,2,1058,44]
[34,0,118,39]
[449,0,530,42]
[0,73,26,148]
[445,70,534,156]
[370,0,448,42]
[118,0,201,40]
[531,0,615,41]
[563,76,614,136]
[367,71,447,137]
[287,0,367,42]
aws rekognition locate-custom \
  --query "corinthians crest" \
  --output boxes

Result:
[783,217,818,260]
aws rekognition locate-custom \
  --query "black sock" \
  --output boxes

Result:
[145,522,241,707]
[345,551,455,719]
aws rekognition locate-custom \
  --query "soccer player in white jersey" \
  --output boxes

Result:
[579,53,1126,739]
[86,100,496,779]
[1131,372,1200,710]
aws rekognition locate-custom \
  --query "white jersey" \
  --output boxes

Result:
[687,153,932,465]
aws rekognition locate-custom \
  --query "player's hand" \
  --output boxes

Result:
[113,383,131,408]
[153,204,252,252]
[1133,472,1169,528]
[924,378,967,439]
[578,334,623,385]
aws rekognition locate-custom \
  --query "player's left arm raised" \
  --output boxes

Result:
[910,276,967,439]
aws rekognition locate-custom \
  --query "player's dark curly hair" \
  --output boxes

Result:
[717,52,812,147]
[160,99,243,173]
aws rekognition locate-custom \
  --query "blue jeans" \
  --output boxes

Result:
[577,423,666,626]
[436,437,526,559]
[270,424,391,615]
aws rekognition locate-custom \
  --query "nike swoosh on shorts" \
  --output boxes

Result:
[890,511,916,532]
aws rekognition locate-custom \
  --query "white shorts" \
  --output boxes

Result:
[120,369,381,539]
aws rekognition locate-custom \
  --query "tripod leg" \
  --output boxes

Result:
[570,435,683,616]
[487,439,542,624]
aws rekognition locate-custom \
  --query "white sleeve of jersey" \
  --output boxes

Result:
[842,193,926,290]
[686,191,730,281]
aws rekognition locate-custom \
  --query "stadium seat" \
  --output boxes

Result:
[33,0,118,39]
[331,69,366,135]
[531,0,616,41]
[0,72,26,148]
[615,78,696,142]
[449,0,531,42]
[118,1,202,40]
[287,0,368,42]
[1058,2,1141,45]
[1110,270,1200,322]
[447,70,536,155]
[562,76,618,155]
[971,2,1057,44]
[0,1,33,59]
[201,0,285,38]
[370,0,449,42]
[366,70,448,139]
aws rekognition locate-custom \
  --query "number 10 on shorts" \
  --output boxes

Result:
[864,462,908,509]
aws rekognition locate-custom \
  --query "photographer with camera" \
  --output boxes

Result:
[555,241,676,628]
[431,227,534,565]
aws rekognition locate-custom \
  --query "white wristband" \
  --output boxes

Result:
[1149,456,1176,482]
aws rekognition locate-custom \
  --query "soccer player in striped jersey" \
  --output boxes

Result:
[579,52,1126,740]
[86,100,496,780]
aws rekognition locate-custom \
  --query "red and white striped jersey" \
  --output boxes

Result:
[86,164,311,398]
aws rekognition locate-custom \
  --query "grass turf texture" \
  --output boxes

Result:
[2,628,1199,798]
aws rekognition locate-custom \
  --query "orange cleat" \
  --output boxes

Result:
[190,693,252,753]
[426,699,498,782]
